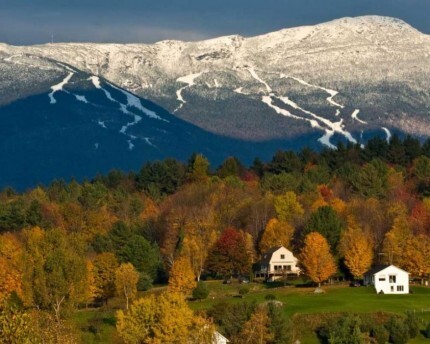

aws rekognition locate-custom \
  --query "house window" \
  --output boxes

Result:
[389,275,396,283]
[397,285,404,292]
[285,265,292,271]
[280,254,285,259]
[391,286,394,292]
[378,277,386,281]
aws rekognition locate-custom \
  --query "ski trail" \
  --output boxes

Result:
[120,114,142,135]
[48,72,74,104]
[97,120,107,129]
[351,109,367,124]
[247,67,272,93]
[335,109,340,116]
[382,127,392,142]
[319,130,337,149]
[74,95,89,103]
[143,137,157,148]
[214,79,220,88]
[174,72,204,112]
[107,82,165,121]
[89,75,165,150]
[281,74,344,109]
[262,96,321,129]
[89,76,119,104]
[278,96,357,144]
[254,71,357,148]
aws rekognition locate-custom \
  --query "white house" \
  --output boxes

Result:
[364,265,409,294]
[255,246,300,279]
[213,331,229,344]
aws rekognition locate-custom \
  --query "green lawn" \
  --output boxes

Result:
[72,282,430,343]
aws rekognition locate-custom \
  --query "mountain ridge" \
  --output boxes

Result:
[0,15,429,187]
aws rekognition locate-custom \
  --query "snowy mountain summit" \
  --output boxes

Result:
[0,15,429,187]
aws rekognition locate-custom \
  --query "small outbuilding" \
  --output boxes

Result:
[213,331,229,344]
[254,246,300,279]
[363,265,409,294]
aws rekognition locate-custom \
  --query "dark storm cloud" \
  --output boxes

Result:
[0,0,429,45]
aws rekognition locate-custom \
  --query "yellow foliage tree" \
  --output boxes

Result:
[274,191,304,222]
[115,263,140,310]
[0,233,23,301]
[300,232,337,287]
[383,215,411,267]
[182,225,217,282]
[168,256,196,296]
[259,218,294,253]
[236,306,274,344]
[116,292,213,344]
[339,217,374,278]
[403,235,430,283]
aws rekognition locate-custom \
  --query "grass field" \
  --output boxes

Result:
[73,281,430,343]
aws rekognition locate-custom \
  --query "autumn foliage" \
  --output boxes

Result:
[300,232,337,287]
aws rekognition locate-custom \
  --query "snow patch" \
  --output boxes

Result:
[174,72,204,112]
[278,96,357,144]
[282,74,344,109]
[108,82,164,121]
[48,72,73,104]
[318,130,337,149]
[382,127,392,142]
[74,94,88,103]
[351,109,367,124]
[247,67,272,93]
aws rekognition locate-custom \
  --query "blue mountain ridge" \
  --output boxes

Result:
[0,66,320,190]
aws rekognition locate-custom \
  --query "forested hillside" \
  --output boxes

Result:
[1,134,430,343]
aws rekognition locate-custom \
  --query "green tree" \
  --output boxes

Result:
[352,159,388,198]
[303,206,344,250]
[187,154,210,183]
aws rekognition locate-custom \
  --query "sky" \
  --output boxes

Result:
[0,0,429,45]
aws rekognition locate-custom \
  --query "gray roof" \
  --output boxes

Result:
[260,246,283,265]
[364,264,409,276]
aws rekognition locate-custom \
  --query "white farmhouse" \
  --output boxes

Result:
[363,265,409,294]
[255,246,300,279]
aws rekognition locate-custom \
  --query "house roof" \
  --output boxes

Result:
[260,246,283,265]
[364,264,409,276]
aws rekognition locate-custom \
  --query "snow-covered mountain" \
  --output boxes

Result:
[0,15,429,187]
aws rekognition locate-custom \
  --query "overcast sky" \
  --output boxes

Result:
[1,0,429,45]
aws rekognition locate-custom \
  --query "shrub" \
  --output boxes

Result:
[239,287,250,296]
[371,324,389,344]
[192,282,209,300]
[265,294,277,301]
[425,323,430,339]
[404,311,420,338]
[386,317,410,344]
[137,272,153,291]
[326,315,362,344]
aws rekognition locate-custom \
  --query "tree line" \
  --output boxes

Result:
[1,134,430,342]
